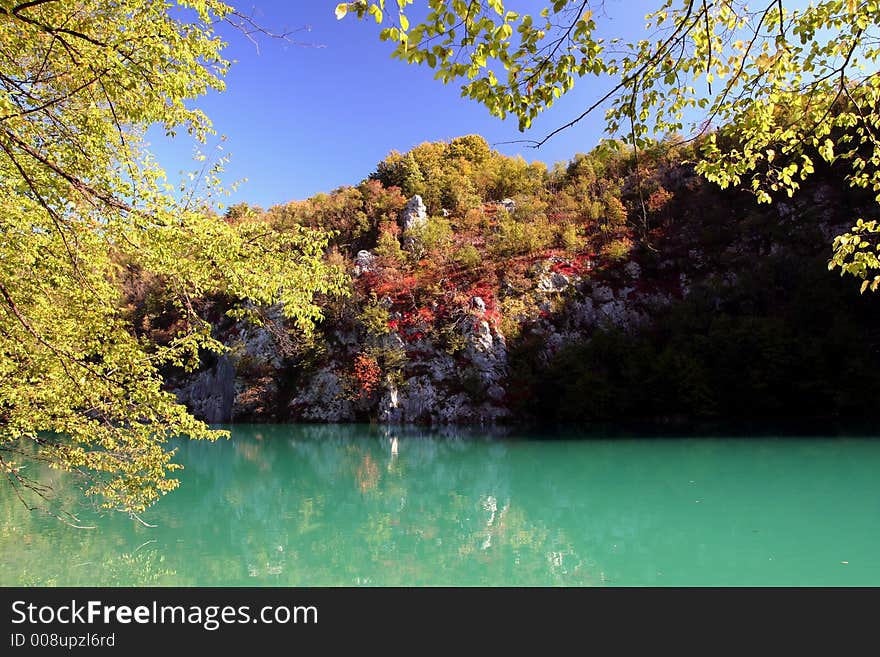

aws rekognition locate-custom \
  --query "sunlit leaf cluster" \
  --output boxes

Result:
[0,0,346,513]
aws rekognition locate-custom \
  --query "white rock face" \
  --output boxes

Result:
[333,328,359,347]
[379,375,438,424]
[400,195,428,231]
[289,367,354,422]
[375,315,510,425]
[568,299,597,329]
[462,319,508,391]
[537,271,571,293]
[378,375,509,425]
[173,355,235,423]
[597,299,630,327]
[232,320,284,370]
[624,261,642,279]
[533,257,580,294]
[591,285,615,303]
[467,319,496,354]
[425,351,456,383]
[378,381,401,423]
[175,305,289,421]
[387,383,399,409]
[354,250,377,276]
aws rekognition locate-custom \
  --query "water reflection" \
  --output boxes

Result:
[3,426,880,586]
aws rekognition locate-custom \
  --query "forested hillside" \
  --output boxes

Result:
[133,134,880,427]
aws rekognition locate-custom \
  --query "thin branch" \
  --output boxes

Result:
[1,454,96,529]
[520,0,592,89]
[497,0,703,149]
[0,5,107,49]
[130,512,156,528]
[0,127,132,212]
[223,11,325,53]
[703,0,712,95]
[0,68,106,122]
[12,1,62,13]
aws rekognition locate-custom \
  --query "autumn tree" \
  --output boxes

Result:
[340,0,880,292]
[0,1,346,516]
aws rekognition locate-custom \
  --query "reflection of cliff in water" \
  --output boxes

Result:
[5,426,880,586]
[165,425,602,585]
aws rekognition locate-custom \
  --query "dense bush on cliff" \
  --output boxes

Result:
[158,133,880,427]
[372,135,547,214]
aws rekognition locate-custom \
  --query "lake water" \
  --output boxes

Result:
[2,424,880,586]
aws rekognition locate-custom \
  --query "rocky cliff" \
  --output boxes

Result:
[157,136,880,426]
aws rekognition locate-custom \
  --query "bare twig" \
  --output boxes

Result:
[223,10,325,53]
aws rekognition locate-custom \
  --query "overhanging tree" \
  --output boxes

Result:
[340,0,880,292]
[0,0,346,517]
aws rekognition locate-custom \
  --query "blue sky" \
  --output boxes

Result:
[146,1,691,209]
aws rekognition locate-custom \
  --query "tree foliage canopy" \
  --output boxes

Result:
[340,0,880,291]
[0,0,346,515]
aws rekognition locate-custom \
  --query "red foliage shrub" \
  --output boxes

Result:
[390,306,438,342]
[378,220,400,238]
[647,186,673,214]
[353,353,382,399]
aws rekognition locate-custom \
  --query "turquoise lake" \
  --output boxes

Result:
[2,424,880,586]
